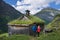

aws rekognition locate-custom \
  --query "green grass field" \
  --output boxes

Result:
[0,29,60,40]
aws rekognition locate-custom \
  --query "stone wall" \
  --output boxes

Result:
[8,23,44,36]
[8,25,29,35]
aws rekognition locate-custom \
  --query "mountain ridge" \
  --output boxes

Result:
[0,0,23,32]
[35,7,60,24]
[46,14,60,29]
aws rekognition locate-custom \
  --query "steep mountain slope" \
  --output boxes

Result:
[0,0,23,21]
[35,7,60,24]
[46,14,60,29]
[0,0,23,32]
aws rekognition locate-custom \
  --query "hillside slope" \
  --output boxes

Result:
[46,14,60,29]
[0,0,23,21]
[0,0,23,32]
[35,7,60,24]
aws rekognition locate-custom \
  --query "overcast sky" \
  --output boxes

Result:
[4,0,60,15]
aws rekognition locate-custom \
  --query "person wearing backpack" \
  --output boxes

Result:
[36,25,41,37]
[32,24,37,37]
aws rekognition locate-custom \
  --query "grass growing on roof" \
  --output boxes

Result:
[28,16,45,23]
[9,20,33,24]
[8,16,45,24]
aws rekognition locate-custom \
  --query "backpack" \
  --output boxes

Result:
[32,25,37,32]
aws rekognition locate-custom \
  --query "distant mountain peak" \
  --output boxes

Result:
[42,7,60,12]
[35,7,60,24]
[43,7,53,10]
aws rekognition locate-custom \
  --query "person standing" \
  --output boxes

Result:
[36,25,41,37]
[32,24,37,37]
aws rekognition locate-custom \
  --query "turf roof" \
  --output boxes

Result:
[8,15,45,25]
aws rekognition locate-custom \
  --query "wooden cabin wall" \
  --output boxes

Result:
[8,26,29,35]
[8,23,44,36]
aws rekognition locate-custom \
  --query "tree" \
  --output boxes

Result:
[25,10,30,16]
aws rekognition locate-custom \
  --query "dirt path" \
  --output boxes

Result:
[29,36,38,40]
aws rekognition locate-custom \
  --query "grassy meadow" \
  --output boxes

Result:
[0,29,60,40]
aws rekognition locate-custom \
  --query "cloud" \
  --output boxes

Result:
[58,9,60,10]
[13,0,60,15]
[55,0,60,5]
[12,5,15,8]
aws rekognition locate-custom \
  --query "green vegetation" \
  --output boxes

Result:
[0,15,60,40]
[0,29,60,40]
[0,2,60,40]
[0,34,30,40]
[37,30,60,40]
[8,16,45,24]
[0,16,8,33]
[0,33,8,37]
[28,16,45,23]
[46,14,60,29]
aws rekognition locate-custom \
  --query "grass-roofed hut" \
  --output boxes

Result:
[8,10,45,35]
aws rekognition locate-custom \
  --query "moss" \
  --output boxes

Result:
[8,16,45,24]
